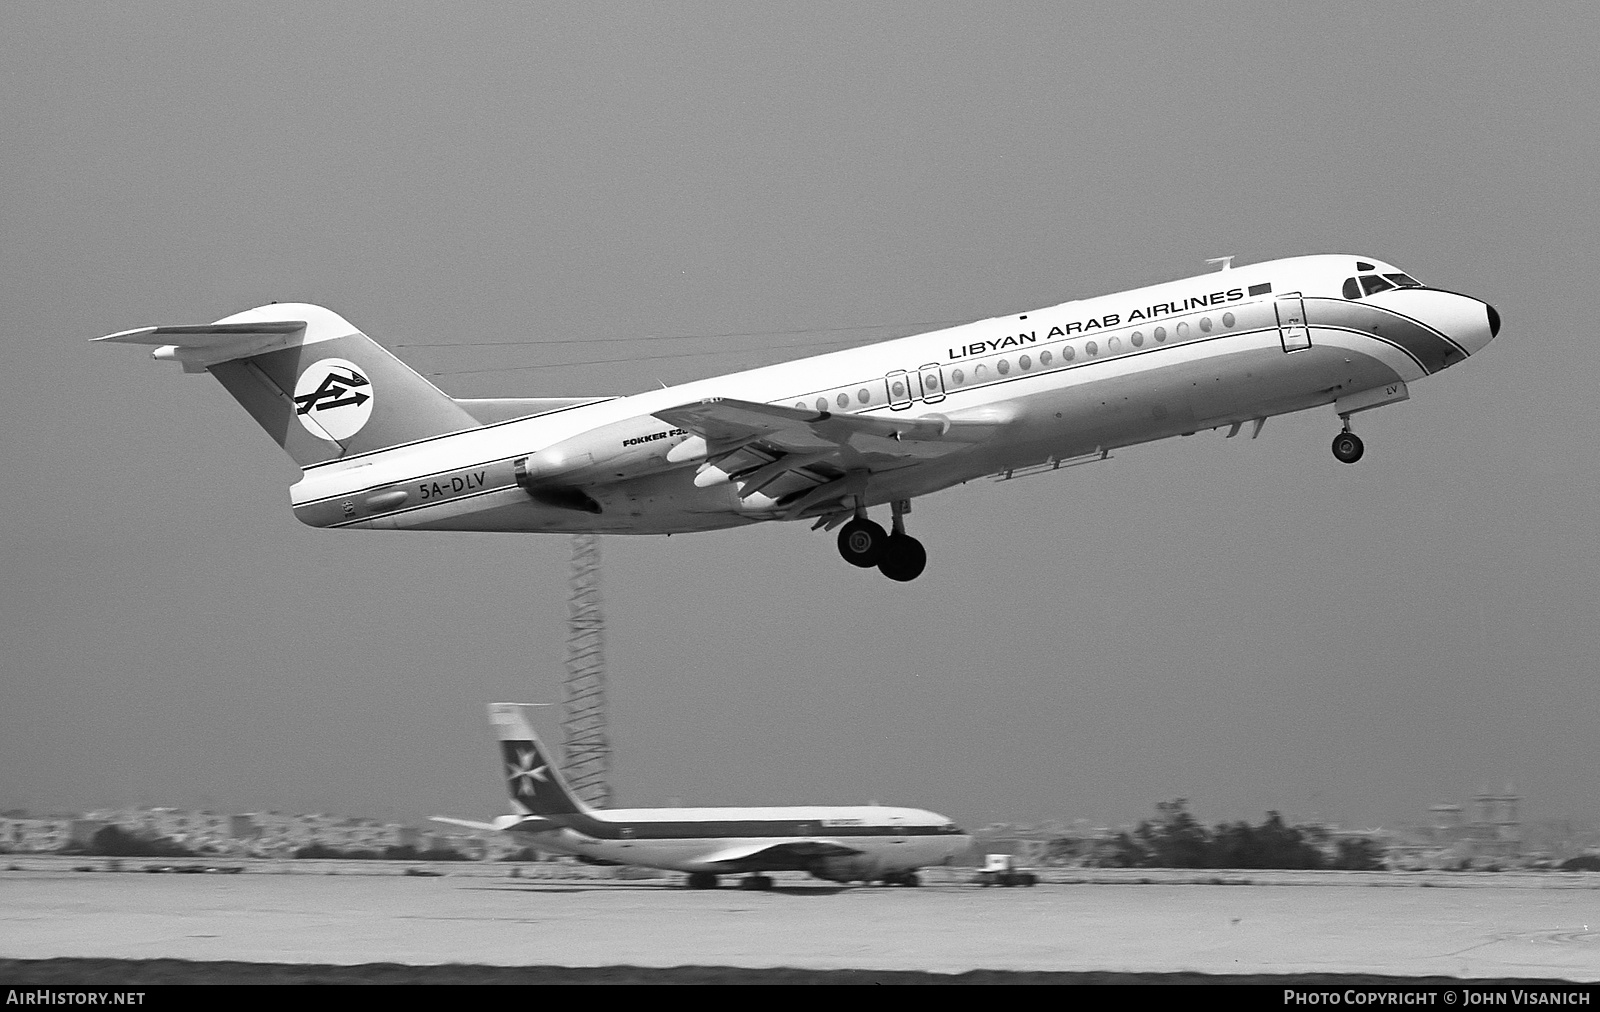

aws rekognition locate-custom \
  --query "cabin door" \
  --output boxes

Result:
[1275,294,1311,352]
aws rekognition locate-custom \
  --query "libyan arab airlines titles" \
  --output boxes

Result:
[946,285,1253,361]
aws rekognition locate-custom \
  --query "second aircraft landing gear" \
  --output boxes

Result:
[686,871,719,889]
[738,874,774,890]
[835,499,927,581]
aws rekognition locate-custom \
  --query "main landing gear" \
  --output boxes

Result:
[1331,420,1365,464]
[836,499,926,581]
[687,872,772,890]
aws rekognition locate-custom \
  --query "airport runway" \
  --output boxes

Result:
[2,865,1597,979]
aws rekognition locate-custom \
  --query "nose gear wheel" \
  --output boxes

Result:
[1332,431,1364,464]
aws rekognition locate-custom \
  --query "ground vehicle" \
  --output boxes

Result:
[973,853,1038,887]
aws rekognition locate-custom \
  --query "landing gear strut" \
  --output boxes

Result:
[1331,420,1364,464]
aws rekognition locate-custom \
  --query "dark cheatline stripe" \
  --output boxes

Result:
[1305,298,1466,375]
[542,809,954,842]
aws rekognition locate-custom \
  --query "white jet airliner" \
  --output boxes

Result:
[98,255,1499,581]
[433,704,970,889]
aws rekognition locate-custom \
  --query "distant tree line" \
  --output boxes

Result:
[1054,800,1386,871]
[75,826,198,858]
[57,826,471,861]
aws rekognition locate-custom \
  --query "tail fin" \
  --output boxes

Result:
[96,303,479,467]
[488,703,590,818]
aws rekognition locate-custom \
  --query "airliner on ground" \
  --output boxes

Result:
[98,254,1499,580]
[434,704,970,889]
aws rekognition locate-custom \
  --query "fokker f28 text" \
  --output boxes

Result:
[99,255,1500,581]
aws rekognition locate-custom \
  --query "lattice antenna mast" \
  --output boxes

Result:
[562,533,611,807]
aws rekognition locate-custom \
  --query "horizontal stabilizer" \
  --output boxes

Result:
[96,321,308,373]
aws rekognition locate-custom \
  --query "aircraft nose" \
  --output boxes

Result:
[1486,303,1501,338]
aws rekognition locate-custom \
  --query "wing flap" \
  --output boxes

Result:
[655,397,1004,458]
[657,397,1013,515]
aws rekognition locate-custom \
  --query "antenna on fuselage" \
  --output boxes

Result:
[562,533,611,807]
[1205,256,1234,272]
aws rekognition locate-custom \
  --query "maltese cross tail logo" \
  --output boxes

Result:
[294,369,370,415]
[506,747,550,798]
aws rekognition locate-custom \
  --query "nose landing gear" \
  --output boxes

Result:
[833,499,927,581]
[1331,422,1364,464]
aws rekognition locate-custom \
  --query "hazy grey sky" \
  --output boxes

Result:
[4,3,1596,832]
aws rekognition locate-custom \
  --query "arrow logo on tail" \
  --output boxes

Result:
[294,368,370,415]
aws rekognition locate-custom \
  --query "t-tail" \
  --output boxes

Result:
[488,703,591,818]
[95,303,481,467]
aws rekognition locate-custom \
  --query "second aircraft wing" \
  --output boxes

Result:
[694,838,863,871]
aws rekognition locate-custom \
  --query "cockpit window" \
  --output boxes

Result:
[1343,277,1361,299]
[1360,274,1396,296]
[1384,273,1422,288]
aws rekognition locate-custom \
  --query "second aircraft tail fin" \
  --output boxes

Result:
[488,703,591,818]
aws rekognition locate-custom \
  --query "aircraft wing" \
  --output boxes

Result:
[696,839,862,871]
[653,397,1010,519]
[430,814,554,833]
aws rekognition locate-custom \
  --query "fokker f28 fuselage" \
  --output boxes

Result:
[99,254,1500,580]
